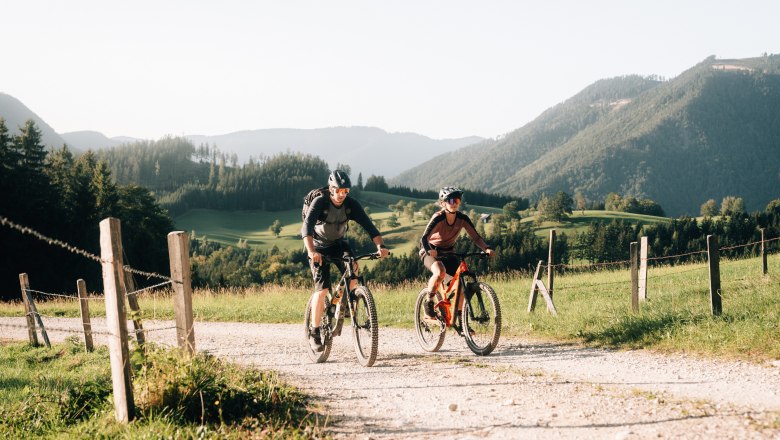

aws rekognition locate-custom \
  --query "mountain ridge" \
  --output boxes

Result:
[393,55,780,215]
[0,92,69,149]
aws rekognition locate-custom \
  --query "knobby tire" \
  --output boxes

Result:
[304,294,333,363]
[462,282,501,356]
[414,288,446,352]
[351,286,379,367]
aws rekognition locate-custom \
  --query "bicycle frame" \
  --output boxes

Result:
[432,252,483,327]
[322,253,377,336]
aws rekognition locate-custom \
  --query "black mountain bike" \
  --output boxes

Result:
[414,252,501,356]
[304,252,381,367]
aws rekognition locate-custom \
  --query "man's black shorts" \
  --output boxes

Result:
[309,240,355,291]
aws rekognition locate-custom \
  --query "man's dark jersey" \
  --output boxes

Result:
[301,195,379,248]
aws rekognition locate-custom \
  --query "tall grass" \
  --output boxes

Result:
[0,338,323,438]
[2,253,778,361]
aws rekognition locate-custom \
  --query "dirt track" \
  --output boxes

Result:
[2,317,779,439]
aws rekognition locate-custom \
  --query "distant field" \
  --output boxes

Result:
[527,210,672,237]
[173,192,670,256]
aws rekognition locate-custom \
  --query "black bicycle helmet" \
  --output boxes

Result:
[438,186,464,201]
[328,170,352,189]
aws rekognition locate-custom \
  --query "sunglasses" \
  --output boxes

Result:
[335,188,350,195]
[446,197,461,206]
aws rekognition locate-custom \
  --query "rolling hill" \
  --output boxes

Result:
[394,55,780,216]
[173,190,668,259]
[0,92,69,149]
[186,126,482,178]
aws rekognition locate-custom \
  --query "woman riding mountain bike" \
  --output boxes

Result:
[419,187,494,321]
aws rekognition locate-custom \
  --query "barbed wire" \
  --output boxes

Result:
[24,287,105,301]
[126,280,173,297]
[122,265,173,283]
[24,288,78,300]
[1,215,102,262]
[644,250,708,262]
[1,214,174,283]
[133,325,177,334]
[555,277,632,291]
[550,259,631,270]
[721,242,760,252]
[1,320,114,336]
[645,264,710,280]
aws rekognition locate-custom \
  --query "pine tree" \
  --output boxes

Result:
[92,160,120,218]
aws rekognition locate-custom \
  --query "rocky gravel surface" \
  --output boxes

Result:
[2,317,779,439]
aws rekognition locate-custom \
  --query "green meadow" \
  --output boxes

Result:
[4,252,778,362]
[173,191,668,256]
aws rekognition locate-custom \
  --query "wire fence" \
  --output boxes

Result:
[528,230,779,312]
[1,214,174,283]
[2,215,185,343]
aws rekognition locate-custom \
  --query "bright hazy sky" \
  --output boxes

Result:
[2,1,778,140]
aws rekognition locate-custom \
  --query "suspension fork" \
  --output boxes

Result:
[461,273,482,319]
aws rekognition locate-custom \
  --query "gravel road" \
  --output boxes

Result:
[2,317,779,439]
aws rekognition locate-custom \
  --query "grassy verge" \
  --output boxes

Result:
[2,253,778,361]
[0,338,324,438]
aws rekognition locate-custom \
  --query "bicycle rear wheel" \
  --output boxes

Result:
[414,288,445,352]
[304,294,333,363]
[351,286,379,367]
[462,282,501,356]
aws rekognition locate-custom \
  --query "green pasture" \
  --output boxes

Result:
[4,252,779,362]
[525,210,671,237]
[173,191,668,257]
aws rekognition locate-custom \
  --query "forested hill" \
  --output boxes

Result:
[393,55,780,216]
[0,93,68,149]
[94,137,331,216]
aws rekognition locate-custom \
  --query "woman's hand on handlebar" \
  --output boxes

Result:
[377,246,390,259]
[485,248,495,258]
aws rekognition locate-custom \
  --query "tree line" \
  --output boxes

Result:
[361,174,529,210]
[96,137,332,216]
[187,197,780,289]
[0,119,174,299]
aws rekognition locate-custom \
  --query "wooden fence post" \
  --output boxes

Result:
[528,260,543,312]
[630,242,639,312]
[527,260,557,315]
[168,231,195,355]
[639,236,648,301]
[19,273,39,346]
[123,268,145,345]
[547,229,556,300]
[20,275,51,347]
[77,279,94,352]
[706,235,722,316]
[99,217,135,422]
[761,228,768,275]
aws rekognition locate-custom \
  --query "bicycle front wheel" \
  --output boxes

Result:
[462,282,501,356]
[304,294,333,363]
[351,286,379,367]
[414,288,445,352]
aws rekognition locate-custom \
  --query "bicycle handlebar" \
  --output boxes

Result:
[433,251,489,260]
[321,251,389,262]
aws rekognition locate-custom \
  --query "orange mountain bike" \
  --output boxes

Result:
[414,252,501,356]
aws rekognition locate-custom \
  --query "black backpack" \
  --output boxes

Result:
[302,186,330,221]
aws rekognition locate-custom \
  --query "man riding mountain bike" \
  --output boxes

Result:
[302,170,389,352]
[419,186,494,320]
